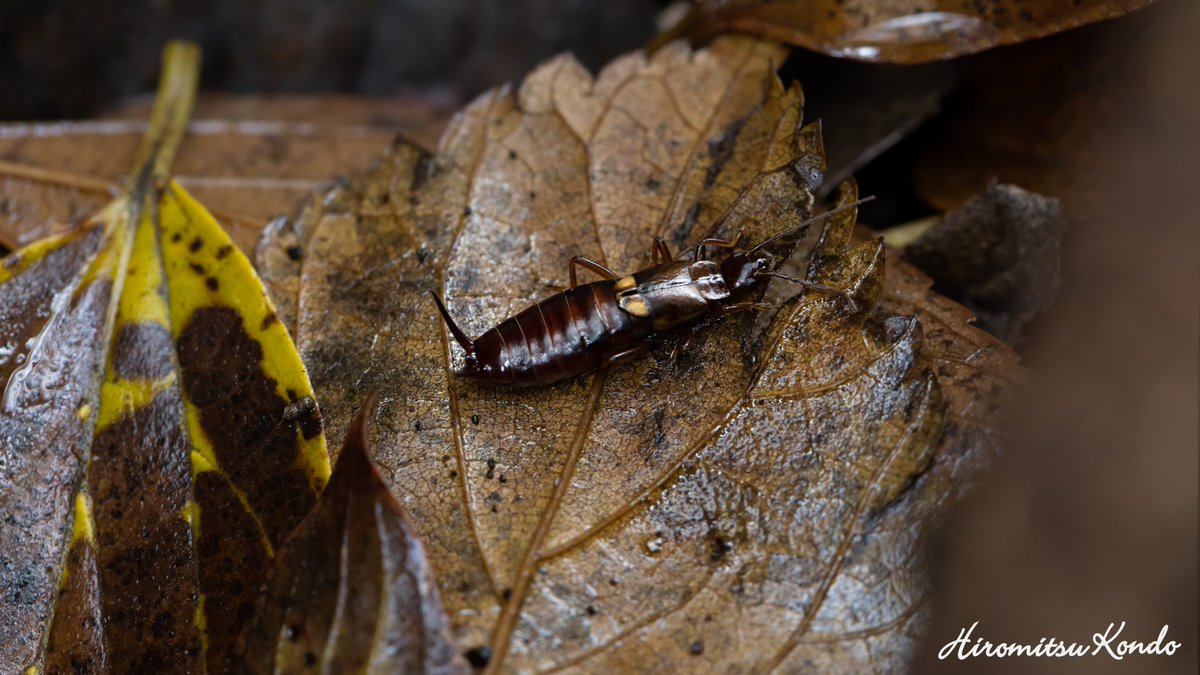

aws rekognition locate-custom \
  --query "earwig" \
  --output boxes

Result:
[432,198,872,387]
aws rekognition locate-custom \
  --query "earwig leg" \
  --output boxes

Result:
[651,237,673,265]
[718,302,772,316]
[758,271,860,313]
[668,327,694,363]
[601,343,649,368]
[569,256,618,288]
[429,292,476,354]
[694,227,743,260]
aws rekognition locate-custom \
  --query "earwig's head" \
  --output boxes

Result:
[719,253,773,292]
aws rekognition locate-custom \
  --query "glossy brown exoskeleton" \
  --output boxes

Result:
[432,199,868,387]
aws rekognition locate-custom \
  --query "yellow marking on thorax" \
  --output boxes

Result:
[615,275,636,291]
[620,295,650,317]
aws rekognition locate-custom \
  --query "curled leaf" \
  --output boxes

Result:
[904,183,1065,344]
[238,394,466,674]
[655,0,1154,63]
[261,36,1018,671]
[0,44,329,673]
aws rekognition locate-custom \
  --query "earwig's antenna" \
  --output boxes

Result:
[745,195,875,255]
[755,271,861,313]
[429,291,475,355]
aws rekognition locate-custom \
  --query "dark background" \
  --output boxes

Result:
[0,0,665,119]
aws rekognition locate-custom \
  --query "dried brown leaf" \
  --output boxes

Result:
[655,0,1154,63]
[0,94,449,253]
[238,395,466,674]
[259,36,1018,672]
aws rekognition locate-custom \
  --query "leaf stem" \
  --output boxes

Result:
[127,41,201,199]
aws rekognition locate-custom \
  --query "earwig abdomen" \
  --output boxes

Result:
[463,281,652,386]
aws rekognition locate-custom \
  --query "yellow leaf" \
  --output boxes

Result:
[0,42,329,674]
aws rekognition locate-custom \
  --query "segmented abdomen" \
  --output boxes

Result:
[469,281,649,386]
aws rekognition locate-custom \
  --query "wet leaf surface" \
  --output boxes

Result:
[904,183,1065,345]
[656,0,1154,63]
[0,46,329,673]
[238,395,466,674]
[0,93,450,254]
[260,36,1018,672]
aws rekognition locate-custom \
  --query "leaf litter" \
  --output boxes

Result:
[0,43,330,673]
[259,35,1018,672]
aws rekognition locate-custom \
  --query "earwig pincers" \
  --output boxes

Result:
[432,198,871,387]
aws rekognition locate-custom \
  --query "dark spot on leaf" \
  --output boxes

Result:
[260,312,278,331]
[89,389,204,671]
[188,262,205,276]
[464,645,492,669]
[171,233,181,243]
[189,237,203,252]
[216,245,233,260]
[111,323,174,380]
[205,277,219,291]
[176,306,316,548]
[705,116,748,189]
[710,535,734,562]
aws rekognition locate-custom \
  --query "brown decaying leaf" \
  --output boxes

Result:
[0,93,449,254]
[904,182,1065,345]
[258,36,1017,672]
[655,0,1154,64]
[238,394,466,674]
